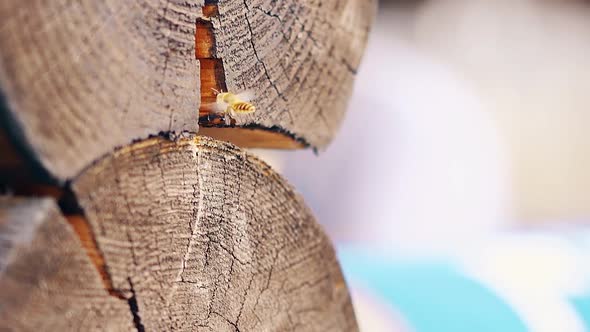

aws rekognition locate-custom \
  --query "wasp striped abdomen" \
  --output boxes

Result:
[210,89,256,124]
[231,102,256,114]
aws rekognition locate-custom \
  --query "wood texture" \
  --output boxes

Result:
[0,0,375,182]
[72,136,357,331]
[0,197,133,331]
[201,0,375,146]
[0,1,202,182]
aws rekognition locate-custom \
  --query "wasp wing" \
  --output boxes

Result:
[235,90,255,102]
[201,101,227,113]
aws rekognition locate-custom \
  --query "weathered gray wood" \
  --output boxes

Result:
[0,0,375,182]
[73,136,358,331]
[0,197,133,331]
[0,1,202,182]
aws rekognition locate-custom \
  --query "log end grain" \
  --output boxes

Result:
[71,136,358,331]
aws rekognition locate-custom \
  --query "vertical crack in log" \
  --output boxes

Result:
[196,2,230,127]
[127,278,146,332]
[59,185,128,299]
[203,0,220,18]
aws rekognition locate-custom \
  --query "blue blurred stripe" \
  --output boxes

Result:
[338,248,528,332]
[571,295,590,329]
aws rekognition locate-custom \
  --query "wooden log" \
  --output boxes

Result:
[0,0,375,182]
[70,136,357,331]
[0,197,133,331]
[196,0,375,143]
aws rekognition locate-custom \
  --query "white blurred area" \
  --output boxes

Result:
[412,0,590,223]
[251,0,590,257]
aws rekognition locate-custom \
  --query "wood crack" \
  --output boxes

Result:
[175,147,203,285]
[242,0,287,103]
[212,311,241,332]
[127,278,146,332]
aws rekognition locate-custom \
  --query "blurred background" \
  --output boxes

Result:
[251,0,590,331]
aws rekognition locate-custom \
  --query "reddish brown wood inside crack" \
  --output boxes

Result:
[195,19,215,60]
[202,4,219,18]
[66,214,124,299]
[199,59,227,110]
[195,17,228,123]
[198,128,305,149]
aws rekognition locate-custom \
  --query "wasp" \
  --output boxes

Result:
[208,88,256,124]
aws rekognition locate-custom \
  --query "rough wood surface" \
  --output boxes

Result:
[0,1,202,182]
[0,0,375,182]
[0,197,133,331]
[72,136,357,331]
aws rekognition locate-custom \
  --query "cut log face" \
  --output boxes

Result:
[0,1,202,182]
[0,197,133,331]
[199,0,376,147]
[0,0,375,182]
[72,136,357,331]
